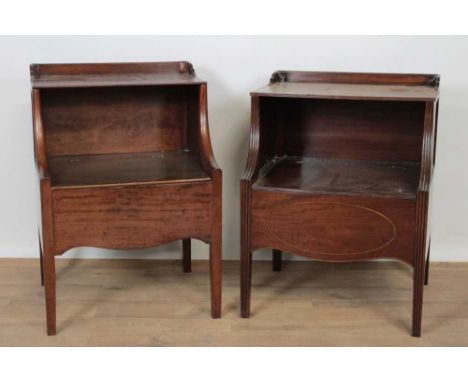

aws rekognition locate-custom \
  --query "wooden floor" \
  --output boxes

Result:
[1,259,467,346]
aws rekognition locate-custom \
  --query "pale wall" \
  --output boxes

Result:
[0,36,466,261]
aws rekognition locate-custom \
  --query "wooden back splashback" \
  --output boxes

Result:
[260,97,426,162]
[40,86,199,156]
[255,71,439,163]
[31,61,204,157]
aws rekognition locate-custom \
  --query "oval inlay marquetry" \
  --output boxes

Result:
[266,202,396,256]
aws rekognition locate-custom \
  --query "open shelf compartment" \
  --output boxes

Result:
[253,156,419,199]
[49,150,210,188]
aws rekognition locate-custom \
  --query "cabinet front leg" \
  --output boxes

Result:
[43,251,56,335]
[412,261,424,337]
[210,236,222,318]
[210,171,222,319]
[182,239,191,273]
[240,249,252,318]
[413,192,428,337]
[240,180,252,318]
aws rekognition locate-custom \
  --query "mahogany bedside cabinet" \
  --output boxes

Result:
[240,71,439,337]
[31,62,222,335]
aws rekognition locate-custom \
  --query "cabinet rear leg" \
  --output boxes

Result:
[210,237,222,318]
[273,249,282,272]
[182,239,191,273]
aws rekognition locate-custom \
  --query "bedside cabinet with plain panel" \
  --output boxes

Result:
[31,62,222,335]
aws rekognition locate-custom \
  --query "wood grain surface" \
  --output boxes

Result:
[250,191,415,263]
[30,61,204,88]
[49,151,209,188]
[52,182,213,254]
[253,157,419,199]
[40,86,190,156]
[264,98,426,162]
[252,82,439,101]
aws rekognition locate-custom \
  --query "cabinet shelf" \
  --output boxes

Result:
[49,151,210,189]
[253,156,419,199]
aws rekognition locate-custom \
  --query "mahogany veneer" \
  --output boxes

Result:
[48,151,210,188]
[240,71,439,337]
[32,62,222,335]
[253,157,419,199]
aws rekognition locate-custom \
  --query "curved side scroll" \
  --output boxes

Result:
[240,96,261,261]
[198,84,221,177]
[33,87,55,256]
[413,100,437,336]
[32,89,49,180]
[240,96,262,316]
[418,101,436,193]
[197,84,222,317]
[241,96,261,184]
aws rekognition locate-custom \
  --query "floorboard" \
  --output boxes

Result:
[0,259,466,346]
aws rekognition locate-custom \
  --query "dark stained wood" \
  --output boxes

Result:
[250,191,415,264]
[272,249,282,272]
[252,82,438,101]
[253,157,419,199]
[40,86,191,156]
[31,62,222,335]
[182,239,191,273]
[40,178,55,336]
[52,182,212,253]
[241,71,439,337]
[240,96,260,318]
[261,98,426,162]
[412,100,436,337]
[210,168,222,318]
[269,70,439,87]
[32,90,49,179]
[30,61,204,88]
[33,88,57,335]
[189,82,223,318]
[49,151,210,188]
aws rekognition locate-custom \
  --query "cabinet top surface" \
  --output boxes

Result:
[251,71,439,101]
[30,61,205,88]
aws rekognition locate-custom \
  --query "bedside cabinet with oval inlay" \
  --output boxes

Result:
[240,70,439,337]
